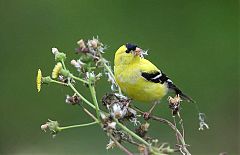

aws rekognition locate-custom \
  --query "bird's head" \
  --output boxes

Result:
[114,43,142,66]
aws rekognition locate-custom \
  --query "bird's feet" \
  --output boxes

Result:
[143,112,151,120]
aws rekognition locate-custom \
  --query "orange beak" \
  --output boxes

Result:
[134,47,142,56]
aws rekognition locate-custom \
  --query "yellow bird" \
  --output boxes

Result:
[114,43,194,115]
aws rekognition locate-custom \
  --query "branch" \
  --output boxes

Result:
[133,107,191,155]
[108,134,134,155]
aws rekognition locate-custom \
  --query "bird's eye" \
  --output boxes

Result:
[126,43,137,53]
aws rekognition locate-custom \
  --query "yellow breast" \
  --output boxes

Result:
[114,64,168,103]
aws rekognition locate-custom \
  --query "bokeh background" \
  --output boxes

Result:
[0,0,238,154]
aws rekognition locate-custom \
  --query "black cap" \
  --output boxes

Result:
[126,43,137,53]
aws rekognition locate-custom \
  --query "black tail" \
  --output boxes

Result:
[167,82,195,103]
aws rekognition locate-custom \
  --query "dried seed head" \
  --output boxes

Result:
[111,104,127,119]
[40,119,60,137]
[41,124,48,132]
[107,122,116,129]
[168,95,182,104]
[135,122,150,138]
[77,39,86,49]
[138,145,146,154]
[70,59,78,66]
[168,95,182,115]
[71,59,85,72]
[89,39,98,49]
[102,93,138,124]
[106,139,115,150]
[65,94,80,105]
[76,39,90,54]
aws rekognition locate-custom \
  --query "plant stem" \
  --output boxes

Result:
[59,121,98,130]
[103,61,115,81]
[133,107,191,155]
[114,118,150,147]
[70,74,89,84]
[69,79,150,148]
[88,83,100,121]
[101,58,122,94]
[173,116,179,144]
[109,134,134,155]
[68,82,96,109]
[177,113,185,139]
[51,79,68,86]
[61,60,66,70]
[82,107,99,122]
[60,59,88,84]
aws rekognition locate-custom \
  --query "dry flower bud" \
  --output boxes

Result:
[52,47,59,55]
[71,59,85,72]
[111,104,127,119]
[40,119,60,137]
[168,95,182,115]
[65,94,80,105]
[107,122,116,129]
[71,59,78,66]
[106,139,115,150]
[138,145,146,154]
[168,95,182,105]
[90,39,98,49]
[135,123,150,138]
[41,124,49,132]
[77,39,86,49]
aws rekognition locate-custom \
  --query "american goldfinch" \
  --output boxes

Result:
[114,43,194,114]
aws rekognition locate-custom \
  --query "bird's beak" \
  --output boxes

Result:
[134,47,142,56]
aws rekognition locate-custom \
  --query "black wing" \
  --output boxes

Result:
[141,71,170,84]
[141,71,195,103]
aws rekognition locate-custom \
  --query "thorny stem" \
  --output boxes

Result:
[88,83,101,121]
[113,118,150,147]
[134,107,191,155]
[109,134,134,155]
[59,121,98,130]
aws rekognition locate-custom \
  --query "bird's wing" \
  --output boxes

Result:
[139,58,169,84]
[141,70,171,84]
[139,58,195,103]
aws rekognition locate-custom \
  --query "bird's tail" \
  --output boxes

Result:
[178,91,195,103]
[167,82,195,103]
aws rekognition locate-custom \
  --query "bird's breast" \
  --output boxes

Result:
[115,66,168,102]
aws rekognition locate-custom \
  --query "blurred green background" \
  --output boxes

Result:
[0,0,238,154]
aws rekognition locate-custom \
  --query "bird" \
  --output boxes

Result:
[114,43,194,116]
